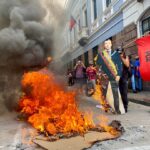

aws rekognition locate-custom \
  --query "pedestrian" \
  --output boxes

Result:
[74,60,86,92]
[86,61,97,96]
[67,69,74,86]
[118,50,130,113]
[130,58,137,93]
[134,56,142,91]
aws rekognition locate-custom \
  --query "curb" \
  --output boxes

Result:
[129,98,150,107]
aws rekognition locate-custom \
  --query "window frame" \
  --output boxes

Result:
[93,0,97,20]
[84,9,88,27]
[142,16,150,35]
[91,0,98,23]
[106,0,111,8]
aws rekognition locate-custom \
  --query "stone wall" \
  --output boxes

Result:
[112,23,138,57]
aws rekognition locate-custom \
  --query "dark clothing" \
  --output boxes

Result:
[97,50,125,113]
[120,64,130,80]
[67,71,74,86]
[119,64,129,112]
[97,50,122,81]
[110,81,121,114]
[119,78,128,112]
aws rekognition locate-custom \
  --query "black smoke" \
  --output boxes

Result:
[0,0,66,113]
[0,0,55,68]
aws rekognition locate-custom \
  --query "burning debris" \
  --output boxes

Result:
[92,81,111,113]
[19,70,95,135]
[18,69,124,148]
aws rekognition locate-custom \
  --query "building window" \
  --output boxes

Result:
[92,0,97,20]
[78,18,81,31]
[106,0,111,7]
[84,9,88,27]
[142,17,150,35]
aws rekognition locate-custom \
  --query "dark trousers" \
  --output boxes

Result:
[68,77,74,86]
[110,81,120,114]
[119,78,128,112]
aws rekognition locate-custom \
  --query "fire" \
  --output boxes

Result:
[98,115,120,136]
[19,69,94,135]
[92,80,110,112]
[19,69,121,137]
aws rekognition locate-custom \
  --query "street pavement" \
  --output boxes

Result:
[78,95,150,150]
[0,112,43,150]
[0,92,149,150]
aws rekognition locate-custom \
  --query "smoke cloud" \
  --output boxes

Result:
[0,0,66,113]
[0,0,53,67]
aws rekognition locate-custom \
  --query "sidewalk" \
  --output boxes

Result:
[128,91,150,106]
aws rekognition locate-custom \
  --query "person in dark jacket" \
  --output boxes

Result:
[118,51,130,113]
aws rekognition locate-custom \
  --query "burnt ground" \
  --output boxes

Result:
[0,92,149,150]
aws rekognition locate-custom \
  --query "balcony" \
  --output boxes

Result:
[103,6,113,21]
[78,27,89,46]
[91,18,99,32]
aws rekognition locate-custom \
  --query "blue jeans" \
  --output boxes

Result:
[131,75,136,91]
[135,77,142,91]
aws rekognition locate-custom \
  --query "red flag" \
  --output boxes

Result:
[136,35,150,81]
[69,16,76,31]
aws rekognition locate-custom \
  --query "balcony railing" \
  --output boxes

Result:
[103,6,113,21]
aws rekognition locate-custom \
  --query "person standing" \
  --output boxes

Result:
[74,60,86,91]
[67,69,74,86]
[130,58,137,93]
[118,51,130,113]
[134,56,142,91]
[86,61,97,96]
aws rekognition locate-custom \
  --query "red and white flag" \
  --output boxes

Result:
[69,16,76,31]
[136,35,150,81]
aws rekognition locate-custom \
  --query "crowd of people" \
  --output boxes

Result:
[66,39,143,114]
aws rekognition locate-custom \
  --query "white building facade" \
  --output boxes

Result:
[61,0,150,89]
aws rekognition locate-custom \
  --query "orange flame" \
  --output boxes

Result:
[98,115,120,136]
[92,83,110,112]
[19,70,95,135]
